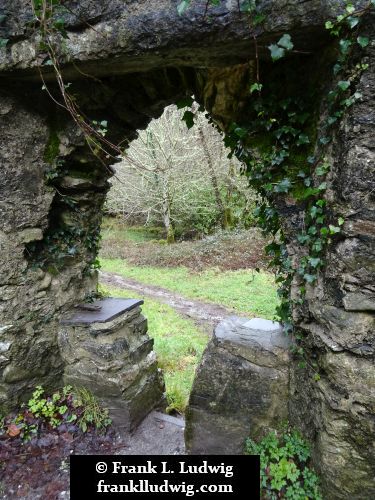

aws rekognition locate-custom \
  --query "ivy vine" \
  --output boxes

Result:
[178,0,374,339]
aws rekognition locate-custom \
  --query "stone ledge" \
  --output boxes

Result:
[60,297,144,325]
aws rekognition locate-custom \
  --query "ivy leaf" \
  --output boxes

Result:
[338,217,345,226]
[304,274,317,284]
[326,115,338,126]
[254,13,266,26]
[296,133,310,146]
[346,16,359,29]
[357,36,369,48]
[0,14,6,23]
[274,178,292,193]
[268,43,285,61]
[339,39,352,55]
[234,126,248,138]
[337,80,350,91]
[316,164,328,176]
[329,225,341,234]
[268,34,294,61]
[312,239,323,252]
[177,0,190,16]
[240,0,257,13]
[310,206,318,218]
[182,110,195,129]
[0,38,9,48]
[333,63,342,75]
[325,20,334,30]
[309,257,321,268]
[278,34,294,51]
[307,155,315,164]
[297,234,310,244]
[250,82,263,94]
[319,136,331,145]
[176,96,194,109]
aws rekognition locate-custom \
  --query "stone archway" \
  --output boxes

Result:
[0,1,374,498]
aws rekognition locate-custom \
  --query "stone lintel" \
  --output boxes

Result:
[60,297,144,326]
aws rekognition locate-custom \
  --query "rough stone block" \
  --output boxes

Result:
[58,298,165,431]
[185,316,291,454]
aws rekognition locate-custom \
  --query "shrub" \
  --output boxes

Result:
[245,428,322,499]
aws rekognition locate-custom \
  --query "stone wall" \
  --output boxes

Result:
[288,22,375,497]
[58,297,165,431]
[0,88,111,410]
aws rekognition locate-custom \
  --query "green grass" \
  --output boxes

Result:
[100,258,279,319]
[101,221,164,243]
[100,285,209,414]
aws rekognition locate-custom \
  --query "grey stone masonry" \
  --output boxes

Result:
[185,316,291,454]
[58,298,165,431]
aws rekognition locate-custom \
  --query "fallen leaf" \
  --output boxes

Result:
[7,423,21,437]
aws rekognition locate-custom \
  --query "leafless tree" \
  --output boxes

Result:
[106,105,256,242]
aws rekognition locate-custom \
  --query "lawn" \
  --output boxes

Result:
[101,219,164,243]
[100,258,279,319]
[100,284,210,414]
[99,222,280,412]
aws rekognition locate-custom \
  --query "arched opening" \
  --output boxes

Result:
[100,102,279,418]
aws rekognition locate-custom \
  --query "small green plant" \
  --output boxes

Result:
[245,428,322,499]
[27,385,69,428]
[72,387,112,432]
[1,385,111,442]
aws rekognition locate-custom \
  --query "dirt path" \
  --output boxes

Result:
[100,271,240,332]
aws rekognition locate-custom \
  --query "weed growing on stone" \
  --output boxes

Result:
[72,386,112,433]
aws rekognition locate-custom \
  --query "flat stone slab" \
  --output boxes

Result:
[214,316,289,356]
[153,411,185,428]
[60,297,143,325]
[242,317,281,331]
[117,410,185,456]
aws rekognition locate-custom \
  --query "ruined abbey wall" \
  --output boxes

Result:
[0,1,374,497]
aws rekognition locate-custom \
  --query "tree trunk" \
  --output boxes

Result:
[197,125,228,229]
[162,175,175,243]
